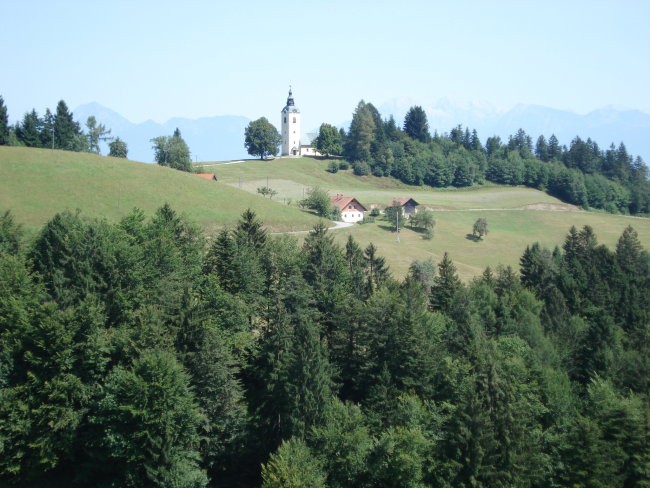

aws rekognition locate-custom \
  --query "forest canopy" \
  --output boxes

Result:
[0,206,648,487]
[321,100,650,215]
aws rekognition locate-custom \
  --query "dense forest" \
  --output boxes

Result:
[316,101,650,215]
[0,206,648,487]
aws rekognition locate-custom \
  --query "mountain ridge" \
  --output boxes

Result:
[73,100,650,163]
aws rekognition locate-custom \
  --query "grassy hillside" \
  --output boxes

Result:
[205,156,650,280]
[0,147,321,235]
[2,148,648,280]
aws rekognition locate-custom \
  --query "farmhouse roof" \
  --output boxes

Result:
[330,194,367,211]
[196,173,217,181]
[391,197,419,207]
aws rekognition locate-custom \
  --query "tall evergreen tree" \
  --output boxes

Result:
[403,105,430,143]
[16,109,42,147]
[0,96,10,145]
[53,100,83,151]
[344,100,376,162]
[430,252,462,314]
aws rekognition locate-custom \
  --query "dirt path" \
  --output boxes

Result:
[271,220,353,235]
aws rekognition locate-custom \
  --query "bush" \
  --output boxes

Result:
[338,160,350,170]
[327,161,339,173]
[353,161,371,176]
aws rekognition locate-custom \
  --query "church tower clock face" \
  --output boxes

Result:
[281,87,301,156]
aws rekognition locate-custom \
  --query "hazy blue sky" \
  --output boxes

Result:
[3,0,650,131]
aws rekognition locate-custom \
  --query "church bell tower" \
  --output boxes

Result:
[281,87,301,156]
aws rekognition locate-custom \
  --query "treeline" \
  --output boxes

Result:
[1,207,648,487]
[316,101,650,214]
[0,95,127,157]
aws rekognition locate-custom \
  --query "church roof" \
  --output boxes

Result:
[282,87,300,113]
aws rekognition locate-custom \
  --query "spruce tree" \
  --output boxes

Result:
[403,105,430,143]
[0,95,9,145]
[430,252,462,314]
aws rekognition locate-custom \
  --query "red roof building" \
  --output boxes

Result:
[196,173,217,181]
[389,197,419,218]
[330,194,367,223]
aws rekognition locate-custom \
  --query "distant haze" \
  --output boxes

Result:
[74,100,650,164]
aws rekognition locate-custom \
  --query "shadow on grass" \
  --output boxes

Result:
[466,233,482,242]
[378,224,399,232]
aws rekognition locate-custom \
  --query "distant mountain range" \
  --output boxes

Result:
[73,103,251,163]
[379,98,650,162]
[74,100,650,163]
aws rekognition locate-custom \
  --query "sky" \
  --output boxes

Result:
[3,0,650,133]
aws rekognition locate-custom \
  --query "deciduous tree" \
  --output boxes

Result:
[244,117,281,159]
[151,128,191,171]
[108,137,128,158]
[314,123,342,157]
[86,115,112,154]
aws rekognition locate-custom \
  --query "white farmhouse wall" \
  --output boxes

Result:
[340,202,365,222]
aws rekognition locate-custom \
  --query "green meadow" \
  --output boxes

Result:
[2,147,648,280]
[205,156,650,280]
[0,147,320,235]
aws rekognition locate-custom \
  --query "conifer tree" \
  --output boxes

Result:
[403,105,430,143]
[430,252,462,314]
[0,95,9,145]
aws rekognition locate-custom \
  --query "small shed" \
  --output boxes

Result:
[330,194,367,223]
[390,197,419,219]
[196,173,218,181]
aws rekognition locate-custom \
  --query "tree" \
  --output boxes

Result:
[314,123,342,157]
[244,117,281,159]
[403,106,430,143]
[344,100,376,162]
[16,109,42,147]
[300,186,333,218]
[430,252,462,314]
[473,217,489,239]
[151,128,191,171]
[0,210,23,255]
[410,210,436,238]
[257,186,278,199]
[93,350,207,487]
[53,100,84,151]
[261,438,327,488]
[86,115,112,154]
[108,137,128,158]
[535,135,549,162]
[0,96,10,145]
[383,201,403,232]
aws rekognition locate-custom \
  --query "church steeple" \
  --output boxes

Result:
[281,86,301,156]
[286,86,294,107]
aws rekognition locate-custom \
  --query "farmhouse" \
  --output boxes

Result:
[330,194,367,223]
[390,197,419,219]
[196,173,217,181]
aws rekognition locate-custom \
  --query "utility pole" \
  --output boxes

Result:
[396,208,400,243]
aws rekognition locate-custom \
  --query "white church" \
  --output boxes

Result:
[281,88,320,157]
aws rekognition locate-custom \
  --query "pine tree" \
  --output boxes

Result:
[53,100,83,151]
[344,100,376,162]
[403,106,430,143]
[0,95,9,145]
[16,109,43,147]
[430,252,462,314]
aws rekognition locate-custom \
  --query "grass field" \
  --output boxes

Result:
[204,156,650,280]
[0,147,320,235]
[2,148,648,281]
